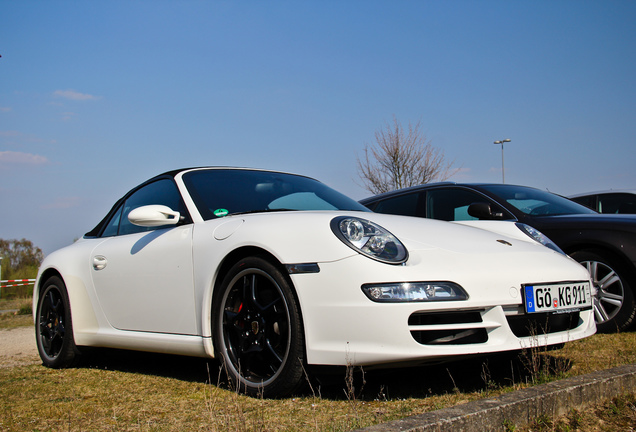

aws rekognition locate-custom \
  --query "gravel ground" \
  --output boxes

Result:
[0,326,39,368]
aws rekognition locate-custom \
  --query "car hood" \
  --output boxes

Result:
[529,213,636,231]
[211,211,576,265]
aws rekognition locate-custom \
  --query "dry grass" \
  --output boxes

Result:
[556,332,636,374]
[1,306,635,431]
[0,297,31,313]
[0,297,33,329]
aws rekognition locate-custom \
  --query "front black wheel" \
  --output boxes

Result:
[35,276,78,368]
[213,257,306,398]
[571,250,636,333]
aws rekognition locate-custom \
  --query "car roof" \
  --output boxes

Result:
[569,189,636,198]
[359,182,542,202]
[150,166,311,181]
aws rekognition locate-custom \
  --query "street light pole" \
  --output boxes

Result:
[493,139,511,183]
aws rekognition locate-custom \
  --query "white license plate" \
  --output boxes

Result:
[523,282,592,313]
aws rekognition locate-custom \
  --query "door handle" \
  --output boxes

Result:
[92,255,107,271]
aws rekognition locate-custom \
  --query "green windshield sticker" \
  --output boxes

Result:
[213,208,229,217]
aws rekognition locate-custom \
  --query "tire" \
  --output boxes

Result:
[35,276,78,368]
[213,256,306,398]
[571,250,636,333]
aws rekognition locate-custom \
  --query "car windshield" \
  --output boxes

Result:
[182,169,369,220]
[479,184,597,216]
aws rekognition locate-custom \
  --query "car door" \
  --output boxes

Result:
[424,188,513,221]
[90,178,197,335]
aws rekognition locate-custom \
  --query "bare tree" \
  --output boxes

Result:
[357,117,459,195]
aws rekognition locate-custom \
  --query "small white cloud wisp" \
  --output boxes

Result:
[0,150,49,165]
[53,89,100,101]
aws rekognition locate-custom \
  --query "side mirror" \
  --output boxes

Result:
[467,202,503,220]
[128,205,181,227]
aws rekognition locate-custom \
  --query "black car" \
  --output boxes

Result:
[360,183,636,333]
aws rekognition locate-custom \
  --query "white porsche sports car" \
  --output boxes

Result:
[34,167,595,397]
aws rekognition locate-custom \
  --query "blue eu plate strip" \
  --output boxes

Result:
[524,286,535,313]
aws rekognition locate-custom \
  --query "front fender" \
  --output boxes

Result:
[33,239,104,345]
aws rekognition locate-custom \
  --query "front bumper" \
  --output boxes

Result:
[290,253,596,366]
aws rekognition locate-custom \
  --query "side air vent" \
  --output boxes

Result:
[409,310,488,345]
[506,311,581,337]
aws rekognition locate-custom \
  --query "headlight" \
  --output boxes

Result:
[515,223,565,255]
[330,216,408,264]
[362,282,468,302]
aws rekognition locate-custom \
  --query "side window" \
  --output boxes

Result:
[599,193,636,214]
[104,179,187,237]
[373,193,421,217]
[426,189,509,221]
[571,195,596,211]
[101,205,123,237]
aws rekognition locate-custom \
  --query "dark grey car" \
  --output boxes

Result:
[360,183,636,333]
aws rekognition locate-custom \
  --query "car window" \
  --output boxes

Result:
[105,179,188,236]
[570,195,596,211]
[426,189,511,221]
[101,205,123,237]
[599,193,636,214]
[268,192,338,210]
[480,185,596,216]
[372,193,421,217]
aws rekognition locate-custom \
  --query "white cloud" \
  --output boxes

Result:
[53,89,100,101]
[0,150,49,165]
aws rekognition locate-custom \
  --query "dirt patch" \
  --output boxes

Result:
[0,326,39,368]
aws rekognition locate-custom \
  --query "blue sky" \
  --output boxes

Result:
[1,1,635,255]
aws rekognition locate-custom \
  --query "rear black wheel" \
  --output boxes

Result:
[35,276,78,367]
[571,250,636,333]
[213,256,306,397]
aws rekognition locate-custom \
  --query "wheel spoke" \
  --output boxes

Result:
[594,301,610,322]
[598,271,620,289]
[262,297,281,313]
[246,274,281,312]
[46,291,56,309]
[599,292,623,307]
[241,275,252,304]
[265,337,283,365]
[249,274,259,306]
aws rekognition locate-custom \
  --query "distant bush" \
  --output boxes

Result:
[1,285,34,300]
[0,238,42,300]
[0,238,43,281]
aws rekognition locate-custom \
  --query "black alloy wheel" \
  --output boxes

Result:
[36,276,78,367]
[213,256,305,398]
[571,250,636,333]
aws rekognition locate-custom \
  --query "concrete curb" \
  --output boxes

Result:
[356,363,636,432]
